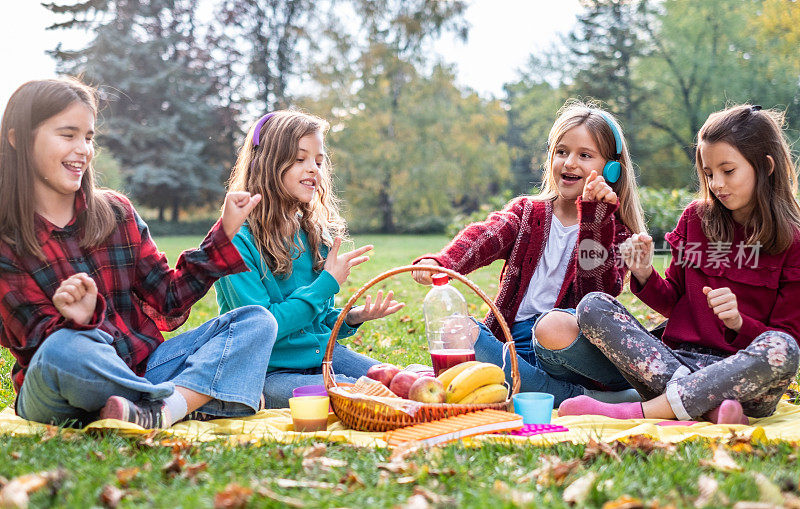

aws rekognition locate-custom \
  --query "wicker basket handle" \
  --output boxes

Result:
[322,265,520,395]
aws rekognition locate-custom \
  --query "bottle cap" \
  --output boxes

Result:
[431,273,449,286]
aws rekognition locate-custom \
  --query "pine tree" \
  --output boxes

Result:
[44,0,235,221]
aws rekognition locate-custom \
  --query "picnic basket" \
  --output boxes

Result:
[322,265,520,432]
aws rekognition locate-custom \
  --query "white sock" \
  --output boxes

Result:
[162,391,188,426]
[584,387,642,404]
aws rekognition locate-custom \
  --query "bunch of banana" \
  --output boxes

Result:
[437,362,508,404]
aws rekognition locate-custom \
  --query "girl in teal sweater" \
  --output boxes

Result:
[215,111,404,408]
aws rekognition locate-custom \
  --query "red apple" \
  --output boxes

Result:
[388,370,421,399]
[408,377,446,403]
[366,363,402,387]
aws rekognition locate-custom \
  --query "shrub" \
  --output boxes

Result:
[639,187,695,245]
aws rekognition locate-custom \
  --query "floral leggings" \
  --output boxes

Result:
[576,292,800,420]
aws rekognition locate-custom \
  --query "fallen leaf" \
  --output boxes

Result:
[255,486,304,508]
[99,484,125,508]
[162,454,186,476]
[731,503,782,509]
[519,455,581,486]
[397,494,430,509]
[115,467,140,487]
[302,456,347,471]
[493,480,536,505]
[339,470,365,489]
[299,444,326,458]
[602,495,644,509]
[183,462,208,480]
[583,438,621,463]
[399,315,412,323]
[412,486,454,505]
[563,472,597,505]
[396,476,417,484]
[91,451,106,461]
[9,453,20,461]
[389,442,424,462]
[699,446,742,472]
[406,328,417,334]
[378,461,418,474]
[276,479,339,490]
[618,435,676,456]
[214,483,253,509]
[726,430,754,454]
[694,474,727,508]
[751,473,785,506]
[0,469,67,509]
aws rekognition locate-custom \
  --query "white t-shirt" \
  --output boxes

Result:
[514,215,579,321]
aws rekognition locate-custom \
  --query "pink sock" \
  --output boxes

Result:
[558,395,644,419]
[704,399,748,425]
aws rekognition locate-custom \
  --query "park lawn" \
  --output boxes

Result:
[0,234,798,508]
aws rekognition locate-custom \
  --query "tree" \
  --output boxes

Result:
[44,0,236,220]
[305,62,510,233]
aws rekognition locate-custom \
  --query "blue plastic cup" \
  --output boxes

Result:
[512,392,555,424]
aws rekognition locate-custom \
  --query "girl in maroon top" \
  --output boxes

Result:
[412,102,646,404]
[560,105,800,423]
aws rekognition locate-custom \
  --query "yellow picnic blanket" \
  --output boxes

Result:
[1,401,799,446]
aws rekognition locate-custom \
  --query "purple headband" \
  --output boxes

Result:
[252,112,275,147]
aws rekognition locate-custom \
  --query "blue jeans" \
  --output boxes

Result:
[532,308,630,391]
[16,306,277,426]
[263,343,380,408]
[474,316,584,405]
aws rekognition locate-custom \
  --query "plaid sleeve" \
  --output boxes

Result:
[573,198,630,298]
[131,207,248,317]
[0,252,107,374]
[414,197,524,274]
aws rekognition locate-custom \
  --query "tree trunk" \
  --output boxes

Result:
[158,205,165,222]
[171,201,180,223]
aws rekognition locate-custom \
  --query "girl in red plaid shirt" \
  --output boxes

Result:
[412,101,646,405]
[0,78,278,428]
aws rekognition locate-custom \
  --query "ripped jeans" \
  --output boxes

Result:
[576,292,800,419]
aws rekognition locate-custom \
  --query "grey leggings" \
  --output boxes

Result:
[576,292,800,419]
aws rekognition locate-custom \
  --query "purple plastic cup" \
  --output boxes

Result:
[292,385,331,411]
[292,385,328,398]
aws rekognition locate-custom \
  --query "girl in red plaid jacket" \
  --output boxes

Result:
[0,78,277,428]
[413,101,646,405]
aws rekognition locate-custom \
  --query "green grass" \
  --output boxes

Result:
[0,235,797,508]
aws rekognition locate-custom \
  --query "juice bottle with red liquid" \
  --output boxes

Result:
[424,274,478,376]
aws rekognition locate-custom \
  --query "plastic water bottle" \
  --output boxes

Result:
[423,273,476,375]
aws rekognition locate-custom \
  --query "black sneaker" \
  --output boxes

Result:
[99,396,168,429]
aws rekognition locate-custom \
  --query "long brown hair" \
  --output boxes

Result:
[537,100,646,234]
[228,110,347,276]
[696,105,800,255]
[0,77,120,260]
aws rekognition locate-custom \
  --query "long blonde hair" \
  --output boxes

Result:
[537,100,646,234]
[0,77,121,260]
[228,110,347,275]
[696,104,800,255]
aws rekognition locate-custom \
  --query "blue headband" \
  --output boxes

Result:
[252,113,275,147]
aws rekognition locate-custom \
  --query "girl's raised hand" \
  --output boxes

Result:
[345,290,405,326]
[581,170,618,205]
[53,273,98,325]
[222,191,263,240]
[411,258,442,285]
[324,237,373,285]
[620,232,654,285]
[703,286,743,332]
